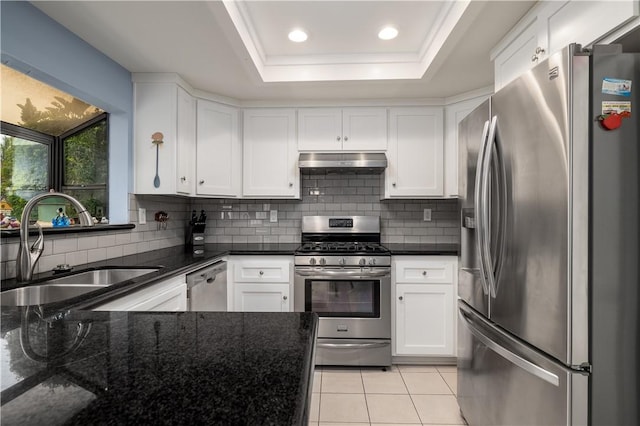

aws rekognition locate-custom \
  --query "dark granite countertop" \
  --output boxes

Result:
[1,241,456,313]
[384,243,459,256]
[0,311,318,425]
[1,244,300,310]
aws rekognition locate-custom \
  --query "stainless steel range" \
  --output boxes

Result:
[294,216,391,366]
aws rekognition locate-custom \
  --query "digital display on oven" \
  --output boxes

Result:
[329,218,353,228]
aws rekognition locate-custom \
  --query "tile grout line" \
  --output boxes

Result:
[359,367,373,424]
[399,365,426,425]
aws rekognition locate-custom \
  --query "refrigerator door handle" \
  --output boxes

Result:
[474,119,492,296]
[480,116,507,298]
[459,307,560,387]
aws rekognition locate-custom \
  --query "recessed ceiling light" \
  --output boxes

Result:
[378,26,398,40]
[288,29,308,43]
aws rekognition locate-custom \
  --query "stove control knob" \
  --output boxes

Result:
[359,258,366,266]
[309,258,316,266]
[319,258,326,266]
[369,258,377,266]
[338,258,346,266]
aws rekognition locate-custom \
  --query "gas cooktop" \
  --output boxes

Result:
[296,241,390,256]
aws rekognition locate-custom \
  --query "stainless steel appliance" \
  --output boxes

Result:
[186,260,227,311]
[457,44,639,425]
[298,152,387,173]
[294,216,392,366]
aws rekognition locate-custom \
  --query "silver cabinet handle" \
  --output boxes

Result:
[336,136,341,141]
[344,136,349,141]
[283,295,288,300]
[259,270,264,275]
[398,296,403,301]
[199,180,205,184]
[180,176,186,182]
[422,271,427,276]
[289,182,293,187]
[392,182,396,187]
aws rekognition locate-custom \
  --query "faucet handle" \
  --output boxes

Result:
[30,222,44,262]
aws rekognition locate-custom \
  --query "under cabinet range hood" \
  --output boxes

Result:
[298,152,387,173]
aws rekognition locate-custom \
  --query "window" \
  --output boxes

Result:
[0,64,108,224]
[1,114,109,222]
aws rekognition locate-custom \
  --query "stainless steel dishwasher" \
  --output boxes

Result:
[186,261,227,311]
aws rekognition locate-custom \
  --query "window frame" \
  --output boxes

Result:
[1,112,109,215]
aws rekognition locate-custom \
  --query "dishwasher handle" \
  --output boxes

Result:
[187,261,227,289]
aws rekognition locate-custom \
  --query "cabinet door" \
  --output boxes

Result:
[176,86,196,195]
[386,107,444,197]
[298,108,342,151]
[342,108,387,151]
[93,275,187,311]
[543,0,638,54]
[493,15,540,90]
[134,82,178,194]
[196,100,241,197]
[130,283,187,311]
[396,283,454,356]
[243,109,299,198]
[444,96,489,197]
[234,283,290,312]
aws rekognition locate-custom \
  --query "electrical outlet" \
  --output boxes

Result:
[270,210,278,223]
[138,208,146,224]
[423,208,432,221]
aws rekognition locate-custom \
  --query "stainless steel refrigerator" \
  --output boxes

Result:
[457,43,639,426]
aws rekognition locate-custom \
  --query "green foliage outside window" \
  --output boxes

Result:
[1,96,108,222]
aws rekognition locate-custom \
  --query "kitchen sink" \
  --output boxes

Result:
[44,268,160,286]
[1,284,111,306]
[1,267,160,306]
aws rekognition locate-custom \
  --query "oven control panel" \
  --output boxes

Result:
[294,255,391,267]
[329,218,353,228]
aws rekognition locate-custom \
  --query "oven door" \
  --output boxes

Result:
[294,266,391,340]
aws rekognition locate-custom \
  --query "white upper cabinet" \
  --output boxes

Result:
[134,81,195,195]
[298,107,387,151]
[243,109,299,198]
[385,107,444,198]
[443,95,490,198]
[492,0,639,90]
[196,99,241,197]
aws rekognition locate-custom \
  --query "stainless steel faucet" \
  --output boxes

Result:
[16,192,95,282]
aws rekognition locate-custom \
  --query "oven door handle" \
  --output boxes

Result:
[295,268,391,278]
[317,342,390,349]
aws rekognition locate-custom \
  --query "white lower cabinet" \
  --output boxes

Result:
[234,283,290,312]
[93,275,187,312]
[393,256,457,357]
[228,256,293,312]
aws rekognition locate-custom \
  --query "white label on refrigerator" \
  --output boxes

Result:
[602,101,631,115]
[602,78,632,97]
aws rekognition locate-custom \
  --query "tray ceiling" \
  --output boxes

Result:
[30,1,536,101]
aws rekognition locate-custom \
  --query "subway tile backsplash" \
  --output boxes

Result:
[1,173,459,279]
[193,173,459,245]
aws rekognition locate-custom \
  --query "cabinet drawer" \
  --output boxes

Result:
[234,261,290,283]
[395,260,454,284]
[93,275,186,311]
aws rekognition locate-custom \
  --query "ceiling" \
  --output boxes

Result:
[31,1,537,103]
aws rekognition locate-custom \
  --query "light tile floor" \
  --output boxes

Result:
[309,365,466,426]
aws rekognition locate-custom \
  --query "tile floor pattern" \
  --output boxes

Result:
[309,365,466,426]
